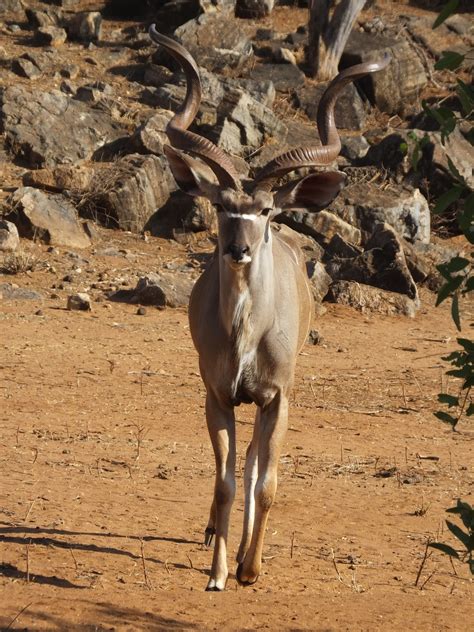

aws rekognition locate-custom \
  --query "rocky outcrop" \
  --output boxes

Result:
[276,209,362,247]
[325,223,418,300]
[85,154,174,232]
[297,83,367,131]
[172,12,252,72]
[342,31,428,115]
[332,184,430,244]
[0,86,126,168]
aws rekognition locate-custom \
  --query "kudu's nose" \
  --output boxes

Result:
[227,244,249,262]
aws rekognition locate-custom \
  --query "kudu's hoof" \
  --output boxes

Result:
[205,585,223,592]
[236,563,259,587]
[204,526,215,547]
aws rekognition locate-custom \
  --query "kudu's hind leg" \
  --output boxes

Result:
[205,391,236,591]
[237,392,288,586]
[237,410,260,564]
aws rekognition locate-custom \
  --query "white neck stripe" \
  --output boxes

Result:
[225,213,258,221]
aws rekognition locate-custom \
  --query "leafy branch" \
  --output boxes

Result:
[429,499,474,575]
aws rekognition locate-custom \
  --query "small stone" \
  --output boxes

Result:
[35,26,67,47]
[66,12,102,42]
[26,8,60,29]
[11,58,42,80]
[249,63,305,92]
[278,47,297,65]
[0,220,20,252]
[137,306,147,315]
[0,0,23,15]
[235,0,274,19]
[308,329,322,345]
[75,82,113,103]
[35,309,44,316]
[67,292,91,311]
[60,80,75,95]
[60,64,80,79]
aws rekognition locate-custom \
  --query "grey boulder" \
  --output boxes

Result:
[0,86,126,168]
[326,280,419,317]
[7,187,91,249]
[0,220,20,252]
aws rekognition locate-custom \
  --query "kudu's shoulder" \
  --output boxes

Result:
[271,223,307,270]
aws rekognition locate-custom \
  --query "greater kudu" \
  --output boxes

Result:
[149,25,389,591]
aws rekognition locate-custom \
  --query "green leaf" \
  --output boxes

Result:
[447,256,470,272]
[442,350,463,362]
[457,338,474,353]
[456,80,474,117]
[446,520,471,549]
[446,156,465,184]
[432,0,459,29]
[464,193,474,215]
[436,107,456,121]
[434,410,458,427]
[464,375,474,389]
[429,542,460,558]
[436,276,464,305]
[466,128,474,146]
[399,141,408,156]
[435,51,465,71]
[441,118,457,143]
[423,103,454,126]
[433,186,463,215]
[438,393,459,407]
[452,294,461,331]
[412,144,421,171]
[446,367,470,379]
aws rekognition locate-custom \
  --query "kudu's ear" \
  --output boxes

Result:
[164,145,218,199]
[274,171,346,210]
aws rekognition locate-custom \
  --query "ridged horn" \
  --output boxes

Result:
[254,55,391,188]
[149,25,240,190]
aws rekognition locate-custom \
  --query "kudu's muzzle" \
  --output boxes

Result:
[227,244,250,263]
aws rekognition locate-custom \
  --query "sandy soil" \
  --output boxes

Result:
[0,231,473,631]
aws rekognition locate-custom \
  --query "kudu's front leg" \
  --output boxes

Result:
[237,392,288,585]
[205,391,236,591]
[237,409,260,564]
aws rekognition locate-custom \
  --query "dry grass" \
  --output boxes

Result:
[70,160,136,228]
[0,249,37,274]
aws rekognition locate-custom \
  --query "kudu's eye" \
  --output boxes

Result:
[261,208,272,217]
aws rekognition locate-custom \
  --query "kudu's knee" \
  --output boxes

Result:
[255,479,276,512]
[214,478,236,507]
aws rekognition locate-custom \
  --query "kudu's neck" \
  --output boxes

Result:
[218,237,274,341]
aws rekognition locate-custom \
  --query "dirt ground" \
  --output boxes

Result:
[0,231,473,631]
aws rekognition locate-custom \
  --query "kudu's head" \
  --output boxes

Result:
[149,26,389,269]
